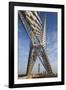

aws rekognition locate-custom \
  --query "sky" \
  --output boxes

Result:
[18,11,57,75]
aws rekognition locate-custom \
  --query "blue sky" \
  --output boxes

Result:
[18,11,57,75]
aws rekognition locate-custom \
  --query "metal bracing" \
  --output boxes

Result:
[39,46,53,74]
[18,11,40,45]
[27,46,37,78]
[18,11,53,78]
[26,45,53,78]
